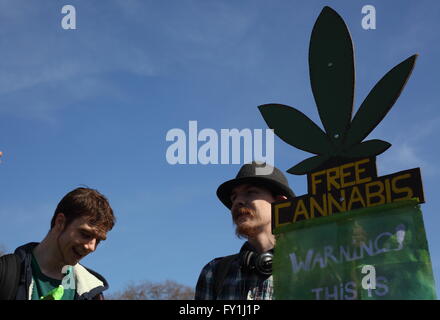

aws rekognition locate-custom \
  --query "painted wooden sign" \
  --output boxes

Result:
[273,157,424,229]
[258,6,423,232]
[259,6,436,299]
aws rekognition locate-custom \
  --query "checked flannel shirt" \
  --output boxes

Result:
[195,242,273,300]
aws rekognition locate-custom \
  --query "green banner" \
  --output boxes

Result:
[273,200,437,299]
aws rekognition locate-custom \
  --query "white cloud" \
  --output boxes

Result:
[378,116,440,177]
[0,1,262,121]
[0,2,161,121]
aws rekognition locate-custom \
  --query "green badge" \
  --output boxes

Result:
[40,285,64,300]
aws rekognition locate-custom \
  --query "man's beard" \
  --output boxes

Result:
[232,207,262,239]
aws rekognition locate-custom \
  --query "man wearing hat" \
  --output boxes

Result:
[195,162,295,300]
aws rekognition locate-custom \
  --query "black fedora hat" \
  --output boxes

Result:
[217,162,296,209]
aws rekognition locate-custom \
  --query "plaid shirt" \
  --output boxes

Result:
[195,242,273,300]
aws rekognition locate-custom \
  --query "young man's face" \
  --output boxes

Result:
[230,183,277,238]
[54,214,107,266]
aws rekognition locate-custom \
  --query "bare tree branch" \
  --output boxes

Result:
[0,244,7,257]
[107,280,195,300]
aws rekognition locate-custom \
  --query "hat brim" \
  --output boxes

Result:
[217,176,295,209]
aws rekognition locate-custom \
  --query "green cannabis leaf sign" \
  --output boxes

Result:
[259,6,417,175]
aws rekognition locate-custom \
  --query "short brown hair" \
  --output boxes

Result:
[51,187,116,233]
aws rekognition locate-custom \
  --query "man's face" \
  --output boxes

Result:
[54,214,107,266]
[230,183,276,238]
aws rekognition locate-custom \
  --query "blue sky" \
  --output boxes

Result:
[1,0,440,297]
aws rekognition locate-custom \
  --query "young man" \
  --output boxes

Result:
[0,187,116,300]
[195,162,295,300]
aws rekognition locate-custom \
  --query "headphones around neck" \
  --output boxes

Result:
[240,250,273,276]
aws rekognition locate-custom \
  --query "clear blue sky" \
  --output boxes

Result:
[1,0,440,297]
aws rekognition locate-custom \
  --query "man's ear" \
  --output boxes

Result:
[54,213,66,231]
[275,195,288,201]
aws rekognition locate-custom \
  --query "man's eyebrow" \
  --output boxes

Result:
[95,231,107,241]
[80,227,107,241]
[231,185,254,198]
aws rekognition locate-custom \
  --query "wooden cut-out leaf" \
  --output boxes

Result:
[259,104,333,155]
[287,154,329,175]
[309,6,354,145]
[343,139,391,158]
[344,55,417,148]
[257,6,417,176]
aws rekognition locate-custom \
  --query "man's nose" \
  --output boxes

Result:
[84,239,97,253]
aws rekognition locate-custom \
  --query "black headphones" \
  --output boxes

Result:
[239,249,273,276]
